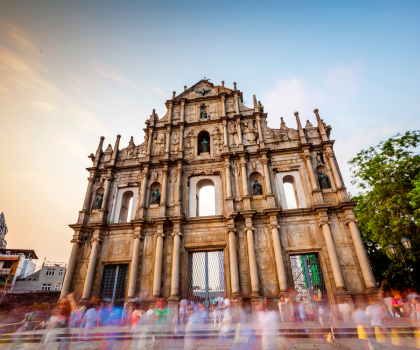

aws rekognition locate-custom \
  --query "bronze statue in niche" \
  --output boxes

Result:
[151,188,161,204]
[253,179,263,195]
[318,171,331,189]
[92,193,103,209]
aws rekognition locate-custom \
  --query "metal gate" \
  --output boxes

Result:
[290,253,328,314]
[188,251,225,302]
[100,264,128,306]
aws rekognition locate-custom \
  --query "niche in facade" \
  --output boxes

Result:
[249,172,264,197]
[316,165,331,190]
[118,191,133,223]
[92,188,104,210]
[149,182,162,206]
[197,130,210,155]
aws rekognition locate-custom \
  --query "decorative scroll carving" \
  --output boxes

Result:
[184,232,226,244]
[286,227,317,247]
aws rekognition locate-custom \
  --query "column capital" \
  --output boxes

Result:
[91,237,102,243]
[260,158,269,165]
[87,177,94,183]
[70,238,81,244]
[255,114,260,121]
[227,229,237,235]
[221,94,226,100]
[246,227,255,231]
[223,162,230,169]
[172,231,183,237]
[133,234,143,240]
[270,225,280,229]
[318,220,331,227]
[239,160,247,167]
[345,218,358,225]
[155,233,165,238]
[325,150,335,158]
[181,100,185,106]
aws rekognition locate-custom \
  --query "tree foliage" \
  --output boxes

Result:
[349,131,420,288]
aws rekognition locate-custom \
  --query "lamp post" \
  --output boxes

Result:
[387,237,414,287]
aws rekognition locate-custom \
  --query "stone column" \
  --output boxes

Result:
[140,168,148,208]
[175,162,182,215]
[152,225,165,298]
[82,177,94,211]
[234,94,240,114]
[160,165,169,216]
[82,237,101,299]
[240,159,249,196]
[60,238,80,298]
[167,103,173,123]
[270,224,288,292]
[165,127,171,154]
[347,219,376,289]
[224,160,233,198]
[236,119,243,145]
[221,95,226,116]
[255,115,264,148]
[180,101,185,122]
[147,130,153,156]
[303,152,318,190]
[261,158,273,195]
[325,149,343,188]
[320,220,346,290]
[228,230,240,295]
[170,222,182,299]
[179,125,184,152]
[222,120,228,146]
[128,229,142,298]
[101,174,113,210]
[246,227,260,296]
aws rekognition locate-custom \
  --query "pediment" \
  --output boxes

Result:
[174,79,234,101]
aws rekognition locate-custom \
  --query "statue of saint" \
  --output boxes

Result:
[201,138,208,153]
[151,188,161,205]
[200,109,207,120]
[253,179,263,195]
[92,193,103,210]
[318,171,331,189]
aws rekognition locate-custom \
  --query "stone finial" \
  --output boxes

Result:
[294,111,299,116]
[313,108,319,113]
[222,81,225,87]
[233,82,237,90]
[253,95,257,108]
[172,91,176,99]
[280,117,287,130]
[184,86,187,92]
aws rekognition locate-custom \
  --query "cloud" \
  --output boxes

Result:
[149,84,170,98]
[92,62,144,91]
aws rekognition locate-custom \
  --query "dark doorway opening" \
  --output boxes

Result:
[100,264,128,306]
[188,251,225,302]
[290,253,329,315]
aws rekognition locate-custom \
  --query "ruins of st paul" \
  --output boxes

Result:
[61,79,377,312]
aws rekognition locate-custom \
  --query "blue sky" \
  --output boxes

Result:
[0,0,419,263]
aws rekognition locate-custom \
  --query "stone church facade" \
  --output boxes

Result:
[61,79,377,309]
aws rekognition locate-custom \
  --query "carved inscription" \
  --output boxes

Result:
[185,232,226,244]
[286,227,317,247]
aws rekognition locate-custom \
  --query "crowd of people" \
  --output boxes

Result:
[0,286,420,348]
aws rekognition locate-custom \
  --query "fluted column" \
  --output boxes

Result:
[320,220,346,290]
[325,149,343,188]
[180,101,185,122]
[261,158,273,195]
[246,227,260,296]
[270,222,288,292]
[82,178,94,211]
[222,120,228,146]
[60,238,80,298]
[82,237,101,299]
[170,222,182,298]
[255,115,264,148]
[303,152,318,190]
[224,160,233,198]
[347,219,376,289]
[228,230,240,295]
[236,119,243,145]
[179,125,184,152]
[146,130,153,156]
[175,162,182,215]
[160,165,169,216]
[101,174,113,210]
[140,168,148,208]
[221,95,226,116]
[128,230,142,298]
[240,159,249,196]
[165,126,171,154]
[152,225,165,297]
[234,94,240,114]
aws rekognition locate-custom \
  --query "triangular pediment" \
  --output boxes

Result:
[174,79,235,100]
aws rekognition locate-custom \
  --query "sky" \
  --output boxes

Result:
[0,0,419,265]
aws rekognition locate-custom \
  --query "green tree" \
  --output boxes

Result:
[349,131,420,289]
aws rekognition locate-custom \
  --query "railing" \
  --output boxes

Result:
[42,261,67,268]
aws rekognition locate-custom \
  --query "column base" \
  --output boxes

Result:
[250,293,260,299]
[167,295,180,302]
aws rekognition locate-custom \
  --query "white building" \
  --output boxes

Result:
[0,249,38,289]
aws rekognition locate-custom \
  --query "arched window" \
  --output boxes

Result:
[196,179,215,216]
[119,191,134,223]
[283,175,299,209]
[197,130,210,155]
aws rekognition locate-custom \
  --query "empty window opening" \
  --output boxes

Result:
[42,284,52,291]
[283,175,299,209]
[45,269,54,276]
[196,179,215,216]
[119,191,134,223]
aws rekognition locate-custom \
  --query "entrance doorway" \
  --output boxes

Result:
[290,253,328,315]
[188,251,225,302]
[100,264,129,306]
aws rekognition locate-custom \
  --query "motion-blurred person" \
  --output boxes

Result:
[392,294,405,317]
[354,305,371,350]
[179,299,187,325]
[42,298,71,348]
[259,308,279,350]
[338,302,351,322]
[231,321,257,350]
[317,303,326,327]
[80,298,99,339]
[366,300,386,345]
